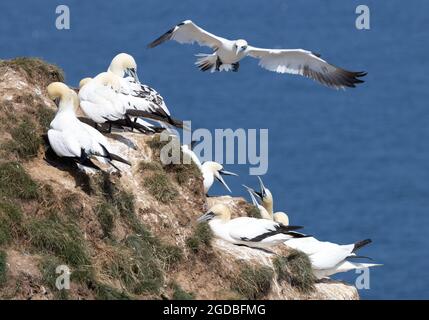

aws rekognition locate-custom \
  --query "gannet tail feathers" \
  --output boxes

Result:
[195,53,217,72]
[125,109,184,129]
[99,144,131,166]
[353,239,372,253]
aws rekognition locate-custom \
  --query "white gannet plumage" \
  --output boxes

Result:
[107,53,184,128]
[148,20,366,89]
[243,177,381,279]
[244,176,290,225]
[197,204,307,249]
[78,72,125,124]
[47,82,131,170]
[200,161,238,194]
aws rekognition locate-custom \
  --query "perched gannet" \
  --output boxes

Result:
[244,177,289,225]
[148,20,366,89]
[244,179,381,278]
[200,161,237,194]
[78,73,159,134]
[107,53,184,128]
[46,82,131,170]
[197,204,307,249]
[286,237,381,279]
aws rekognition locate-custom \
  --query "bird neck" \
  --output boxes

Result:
[108,65,124,78]
[57,98,77,117]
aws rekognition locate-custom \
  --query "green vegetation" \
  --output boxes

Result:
[35,104,56,131]
[0,250,7,287]
[93,283,130,300]
[0,57,65,87]
[273,249,315,293]
[26,216,90,268]
[186,223,213,253]
[4,116,42,160]
[0,201,23,245]
[172,283,195,300]
[231,264,273,299]
[144,172,178,203]
[0,162,39,200]
[40,256,69,299]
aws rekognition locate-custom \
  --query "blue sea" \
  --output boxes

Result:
[1,0,428,299]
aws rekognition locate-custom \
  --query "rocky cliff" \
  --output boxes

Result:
[0,58,358,300]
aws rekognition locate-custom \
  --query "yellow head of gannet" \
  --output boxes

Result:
[201,161,238,193]
[94,72,121,92]
[47,82,78,111]
[108,53,138,80]
[244,184,273,220]
[273,212,289,226]
[197,204,231,223]
[79,77,92,89]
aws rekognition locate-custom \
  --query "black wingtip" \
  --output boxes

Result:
[353,239,372,252]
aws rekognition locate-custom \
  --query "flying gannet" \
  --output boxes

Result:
[46,82,131,170]
[107,53,184,128]
[244,176,289,225]
[200,161,238,195]
[197,204,307,249]
[148,20,366,89]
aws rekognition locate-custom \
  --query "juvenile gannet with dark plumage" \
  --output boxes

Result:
[46,82,131,170]
[197,204,307,249]
[148,20,366,89]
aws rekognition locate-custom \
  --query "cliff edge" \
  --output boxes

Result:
[0,58,358,300]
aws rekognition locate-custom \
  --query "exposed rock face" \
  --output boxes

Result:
[0,58,358,300]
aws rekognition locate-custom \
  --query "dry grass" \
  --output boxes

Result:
[0,57,64,88]
[0,201,24,245]
[186,222,213,254]
[273,249,316,293]
[231,264,274,299]
[0,162,39,200]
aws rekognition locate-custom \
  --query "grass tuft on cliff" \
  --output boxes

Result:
[26,215,90,268]
[273,249,316,293]
[186,222,213,253]
[144,172,178,203]
[231,264,273,299]
[3,116,42,160]
[172,282,195,300]
[0,201,24,245]
[0,57,64,87]
[0,162,39,200]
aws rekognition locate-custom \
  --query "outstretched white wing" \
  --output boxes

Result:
[148,20,228,49]
[246,47,366,89]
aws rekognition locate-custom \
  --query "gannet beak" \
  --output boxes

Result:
[219,170,238,177]
[235,47,241,55]
[257,176,267,198]
[54,98,60,108]
[127,68,140,82]
[245,186,260,207]
[242,184,261,202]
[197,211,215,223]
[216,174,232,193]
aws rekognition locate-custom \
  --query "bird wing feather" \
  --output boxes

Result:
[148,20,227,49]
[246,47,366,89]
